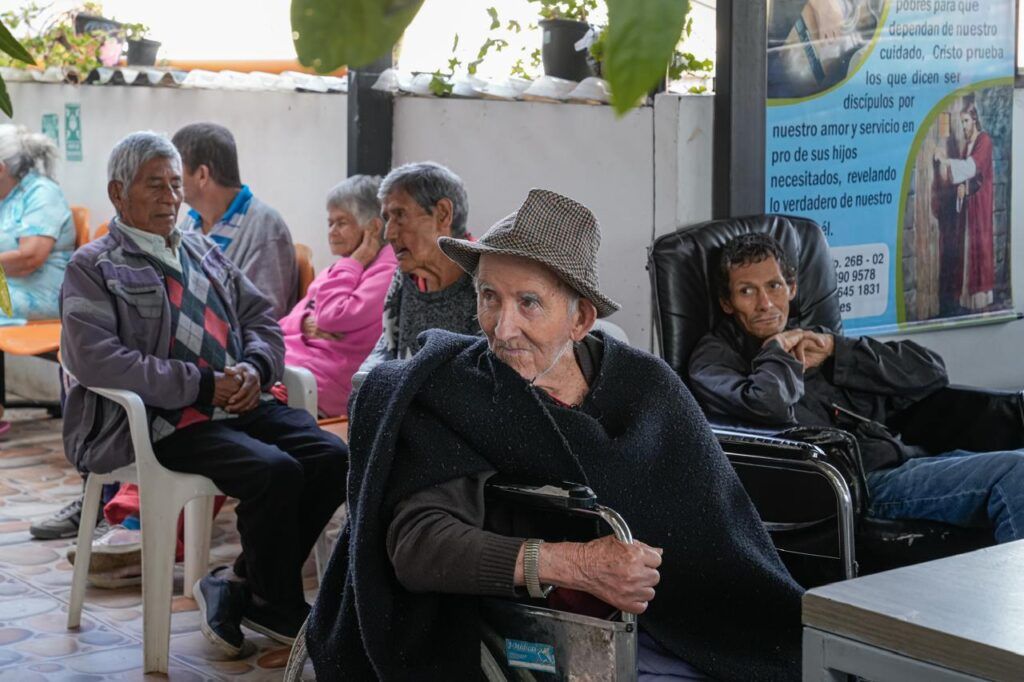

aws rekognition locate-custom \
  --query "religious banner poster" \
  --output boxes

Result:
[765,0,1015,333]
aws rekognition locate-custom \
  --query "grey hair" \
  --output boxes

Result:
[326,174,382,224]
[379,161,469,237]
[0,124,59,180]
[107,131,181,199]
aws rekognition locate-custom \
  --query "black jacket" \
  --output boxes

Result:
[688,319,949,472]
[307,329,804,681]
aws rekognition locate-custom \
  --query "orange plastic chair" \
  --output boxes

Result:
[92,221,109,241]
[0,320,63,414]
[0,205,84,412]
[71,206,90,248]
[296,243,315,299]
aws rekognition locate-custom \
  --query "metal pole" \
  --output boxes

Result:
[714,0,767,218]
[347,53,394,177]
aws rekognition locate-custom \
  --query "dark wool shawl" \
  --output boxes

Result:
[307,330,803,681]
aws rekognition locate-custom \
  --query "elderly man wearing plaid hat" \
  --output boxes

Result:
[307,190,805,682]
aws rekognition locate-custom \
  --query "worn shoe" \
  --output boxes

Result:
[66,524,143,588]
[194,567,250,657]
[30,498,88,540]
[241,597,310,646]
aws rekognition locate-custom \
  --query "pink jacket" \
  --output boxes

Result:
[279,245,397,416]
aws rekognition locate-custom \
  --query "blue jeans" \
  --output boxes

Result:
[867,449,1024,543]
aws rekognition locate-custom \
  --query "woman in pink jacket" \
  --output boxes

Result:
[280,175,397,416]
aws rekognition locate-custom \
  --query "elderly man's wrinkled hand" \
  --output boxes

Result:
[212,371,238,408]
[575,535,662,615]
[224,362,261,414]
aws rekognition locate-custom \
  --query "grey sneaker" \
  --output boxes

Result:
[93,518,111,539]
[30,498,87,540]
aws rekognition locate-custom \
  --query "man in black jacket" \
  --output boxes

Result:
[689,232,1024,543]
[308,192,803,682]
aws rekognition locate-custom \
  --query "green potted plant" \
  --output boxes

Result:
[530,0,598,81]
[0,2,106,82]
[121,21,159,66]
[589,17,714,95]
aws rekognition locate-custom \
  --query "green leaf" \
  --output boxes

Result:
[0,20,34,65]
[451,33,459,52]
[604,0,689,115]
[486,6,499,30]
[291,0,425,71]
[0,75,11,118]
[428,71,452,96]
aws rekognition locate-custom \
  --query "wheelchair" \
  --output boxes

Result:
[648,214,1008,586]
[285,479,639,682]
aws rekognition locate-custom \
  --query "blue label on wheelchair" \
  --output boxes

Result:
[506,639,557,673]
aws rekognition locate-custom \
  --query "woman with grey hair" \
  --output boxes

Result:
[278,174,397,416]
[0,124,75,321]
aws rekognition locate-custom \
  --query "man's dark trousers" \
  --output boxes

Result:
[153,401,347,611]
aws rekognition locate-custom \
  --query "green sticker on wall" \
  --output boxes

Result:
[65,103,82,161]
[41,113,59,146]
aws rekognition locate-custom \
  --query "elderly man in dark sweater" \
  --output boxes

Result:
[356,162,480,375]
[308,190,803,681]
[688,232,1024,543]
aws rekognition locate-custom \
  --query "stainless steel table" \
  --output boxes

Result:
[803,540,1024,681]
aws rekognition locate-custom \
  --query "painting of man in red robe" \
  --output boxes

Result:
[935,95,995,313]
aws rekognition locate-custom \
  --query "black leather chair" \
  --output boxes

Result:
[649,214,1008,586]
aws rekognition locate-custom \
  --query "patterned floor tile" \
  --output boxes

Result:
[0,410,325,680]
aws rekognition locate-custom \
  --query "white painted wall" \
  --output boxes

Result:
[2,82,348,401]
[392,96,656,347]
[1,81,1020,396]
[653,94,714,239]
[4,82,349,272]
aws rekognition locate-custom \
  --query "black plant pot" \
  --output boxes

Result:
[127,38,161,66]
[539,18,595,81]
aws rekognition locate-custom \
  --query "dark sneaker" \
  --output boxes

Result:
[194,567,250,657]
[30,498,86,540]
[241,598,310,646]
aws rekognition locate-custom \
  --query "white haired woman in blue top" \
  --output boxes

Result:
[0,124,75,322]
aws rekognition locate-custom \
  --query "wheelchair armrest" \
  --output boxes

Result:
[485,478,598,512]
[947,383,1024,397]
[889,384,1024,453]
[712,426,828,462]
[714,424,867,517]
[484,478,634,545]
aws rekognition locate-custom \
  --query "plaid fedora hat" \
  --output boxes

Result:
[438,188,620,318]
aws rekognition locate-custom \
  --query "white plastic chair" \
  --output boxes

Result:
[593,318,630,345]
[66,366,321,674]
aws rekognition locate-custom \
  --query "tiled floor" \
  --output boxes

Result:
[0,408,323,680]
